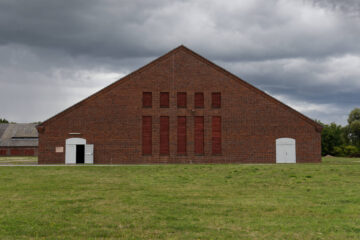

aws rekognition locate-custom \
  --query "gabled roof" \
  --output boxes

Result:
[38,45,322,131]
[0,123,38,147]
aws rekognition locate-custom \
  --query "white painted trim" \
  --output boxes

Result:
[66,138,86,145]
[276,138,295,145]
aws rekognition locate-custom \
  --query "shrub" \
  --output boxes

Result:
[333,146,344,156]
[333,145,360,157]
[343,145,359,157]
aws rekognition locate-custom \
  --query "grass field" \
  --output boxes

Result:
[0,157,359,239]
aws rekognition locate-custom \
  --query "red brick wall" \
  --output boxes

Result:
[37,47,321,164]
[0,147,38,156]
[0,149,7,155]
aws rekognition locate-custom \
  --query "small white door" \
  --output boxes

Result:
[65,144,76,164]
[85,144,94,164]
[276,138,296,163]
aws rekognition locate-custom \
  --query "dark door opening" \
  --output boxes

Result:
[76,145,85,164]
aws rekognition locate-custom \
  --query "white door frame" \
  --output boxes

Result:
[65,138,86,164]
[276,138,296,163]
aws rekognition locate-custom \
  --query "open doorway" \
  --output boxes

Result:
[65,138,86,164]
[65,138,94,164]
[76,145,85,164]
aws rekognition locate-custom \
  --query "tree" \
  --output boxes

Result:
[348,108,360,147]
[320,122,345,156]
[349,120,360,147]
[318,108,360,157]
[348,108,360,124]
[0,118,9,123]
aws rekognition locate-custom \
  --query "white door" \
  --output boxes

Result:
[276,138,296,163]
[65,138,86,164]
[65,144,76,164]
[85,144,94,164]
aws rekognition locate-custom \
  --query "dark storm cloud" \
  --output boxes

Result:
[0,0,168,58]
[0,0,359,125]
[308,0,360,16]
[1,0,359,61]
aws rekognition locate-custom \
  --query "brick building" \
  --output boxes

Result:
[37,46,322,164]
[0,123,38,156]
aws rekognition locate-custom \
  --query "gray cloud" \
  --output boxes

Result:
[0,0,359,125]
[1,0,359,61]
[307,0,360,16]
[216,54,360,124]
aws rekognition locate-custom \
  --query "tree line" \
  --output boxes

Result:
[0,118,9,123]
[0,118,41,124]
[318,108,360,157]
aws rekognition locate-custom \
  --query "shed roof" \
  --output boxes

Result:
[0,123,38,147]
[0,124,8,139]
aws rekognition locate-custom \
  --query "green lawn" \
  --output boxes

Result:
[0,157,359,239]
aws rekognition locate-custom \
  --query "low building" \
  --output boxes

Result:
[0,123,38,156]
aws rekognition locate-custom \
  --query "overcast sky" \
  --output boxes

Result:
[0,0,359,125]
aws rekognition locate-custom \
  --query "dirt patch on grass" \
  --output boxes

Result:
[0,156,37,165]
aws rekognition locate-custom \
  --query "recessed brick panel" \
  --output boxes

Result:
[160,116,169,155]
[194,92,204,108]
[212,116,221,155]
[212,92,221,108]
[160,92,169,108]
[177,92,187,108]
[143,92,152,108]
[177,116,186,154]
[194,116,204,155]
